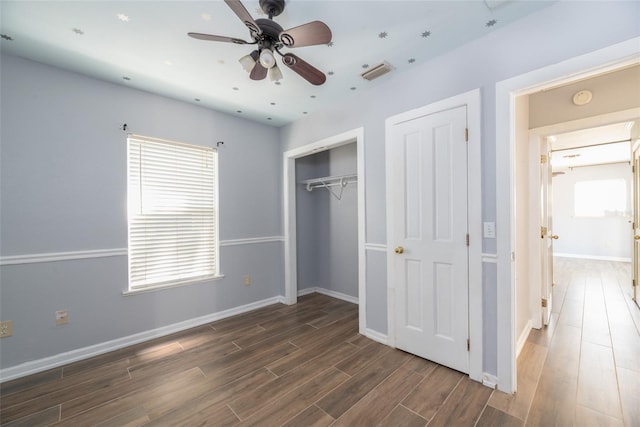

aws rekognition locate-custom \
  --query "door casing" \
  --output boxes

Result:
[496,36,640,393]
[283,128,366,333]
[385,89,483,384]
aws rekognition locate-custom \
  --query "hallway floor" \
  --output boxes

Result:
[489,257,640,426]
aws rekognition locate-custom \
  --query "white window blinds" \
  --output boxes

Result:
[127,135,219,290]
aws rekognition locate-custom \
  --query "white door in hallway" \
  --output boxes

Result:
[632,135,640,304]
[388,105,469,374]
[540,137,554,325]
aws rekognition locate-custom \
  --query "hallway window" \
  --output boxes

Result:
[127,135,219,291]
[574,178,627,217]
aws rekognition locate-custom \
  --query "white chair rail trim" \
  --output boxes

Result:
[0,236,285,266]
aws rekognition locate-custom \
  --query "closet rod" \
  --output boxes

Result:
[301,173,357,186]
[300,173,357,200]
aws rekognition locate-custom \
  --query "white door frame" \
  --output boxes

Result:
[283,128,366,333]
[527,110,640,330]
[385,89,483,384]
[496,37,640,393]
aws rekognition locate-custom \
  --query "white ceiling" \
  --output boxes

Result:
[0,0,553,126]
[550,121,635,170]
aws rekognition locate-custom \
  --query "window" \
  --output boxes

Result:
[574,178,627,217]
[127,135,219,291]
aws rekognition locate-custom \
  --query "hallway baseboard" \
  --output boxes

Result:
[554,253,631,263]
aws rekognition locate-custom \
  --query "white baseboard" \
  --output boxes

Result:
[362,328,388,345]
[482,373,499,390]
[313,287,359,304]
[0,296,283,383]
[516,319,532,358]
[296,287,317,297]
[553,253,631,263]
[297,286,359,304]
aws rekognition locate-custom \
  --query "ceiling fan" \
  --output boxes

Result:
[188,0,332,85]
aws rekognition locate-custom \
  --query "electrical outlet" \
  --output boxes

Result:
[243,275,251,286]
[0,320,13,338]
[56,310,69,326]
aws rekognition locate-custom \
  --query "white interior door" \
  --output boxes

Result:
[540,139,554,325]
[388,105,469,374]
[632,138,640,304]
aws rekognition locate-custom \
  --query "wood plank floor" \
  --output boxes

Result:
[489,257,640,427]
[1,257,639,426]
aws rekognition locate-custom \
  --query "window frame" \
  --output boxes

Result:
[125,134,222,294]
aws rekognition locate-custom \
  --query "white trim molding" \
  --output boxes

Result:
[553,253,632,263]
[365,243,387,252]
[0,248,127,266]
[0,236,285,266]
[482,253,498,263]
[0,296,284,383]
[482,373,499,390]
[362,328,388,345]
[298,287,359,304]
[220,236,284,247]
[516,319,532,358]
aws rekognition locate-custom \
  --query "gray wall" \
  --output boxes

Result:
[328,144,358,298]
[295,144,358,298]
[295,151,330,291]
[0,54,283,369]
[280,1,640,375]
[1,0,639,378]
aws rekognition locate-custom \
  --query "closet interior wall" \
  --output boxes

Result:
[295,143,358,299]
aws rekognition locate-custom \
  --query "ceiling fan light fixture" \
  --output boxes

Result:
[259,48,276,69]
[239,50,259,73]
[269,64,283,82]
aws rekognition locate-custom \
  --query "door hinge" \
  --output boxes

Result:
[541,298,548,308]
[633,165,635,173]
[466,234,470,246]
[540,154,548,164]
[466,338,470,351]
[465,128,469,142]
[541,226,548,238]
[633,279,636,287]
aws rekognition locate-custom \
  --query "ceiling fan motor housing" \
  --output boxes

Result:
[255,18,283,51]
[259,0,285,18]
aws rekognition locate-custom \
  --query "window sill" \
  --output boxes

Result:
[122,274,225,296]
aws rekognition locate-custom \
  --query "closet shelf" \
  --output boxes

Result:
[300,173,357,200]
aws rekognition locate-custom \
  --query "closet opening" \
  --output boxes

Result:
[295,143,359,303]
[283,128,365,333]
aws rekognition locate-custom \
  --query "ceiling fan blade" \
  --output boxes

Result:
[282,53,326,86]
[224,0,262,35]
[279,21,332,48]
[250,62,268,80]
[188,32,248,44]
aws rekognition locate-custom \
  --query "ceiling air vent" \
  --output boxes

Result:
[361,61,394,81]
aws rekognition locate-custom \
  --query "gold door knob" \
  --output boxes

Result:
[551,235,559,240]
[634,235,640,240]
[395,246,404,254]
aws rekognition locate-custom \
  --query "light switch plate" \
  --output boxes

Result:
[483,222,496,238]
